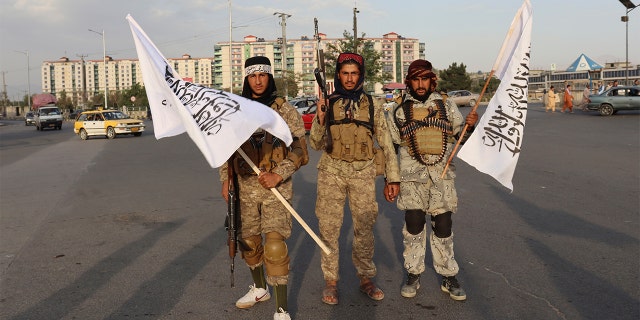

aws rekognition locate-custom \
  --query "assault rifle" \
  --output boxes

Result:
[226,162,240,288]
[314,18,328,111]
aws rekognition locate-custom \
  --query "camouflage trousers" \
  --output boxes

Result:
[315,165,378,281]
[402,226,459,277]
[237,174,293,284]
[398,177,460,277]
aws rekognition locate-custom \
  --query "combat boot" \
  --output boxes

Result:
[400,273,421,298]
[441,276,466,301]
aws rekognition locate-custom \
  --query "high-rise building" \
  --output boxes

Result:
[40,32,425,103]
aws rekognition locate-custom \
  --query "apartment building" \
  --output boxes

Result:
[40,32,425,104]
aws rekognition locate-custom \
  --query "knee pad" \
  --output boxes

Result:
[241,234,264,266]
[431,211,452,238]
[264,232,290,276]
[405,210,426,235]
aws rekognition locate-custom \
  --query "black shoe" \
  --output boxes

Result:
[401,273,421,298]
[441,276,466,301]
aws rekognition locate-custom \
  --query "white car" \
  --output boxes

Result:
[74,110,145,140]
[447,90,480,107]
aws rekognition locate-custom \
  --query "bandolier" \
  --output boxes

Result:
[394,98,453,166]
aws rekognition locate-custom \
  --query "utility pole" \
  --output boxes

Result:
[274,12,291,98]
[77,54,88,108]
[1,71,7,117]
[353,7,359,54]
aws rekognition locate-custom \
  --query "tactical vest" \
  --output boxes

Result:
[327,95,375,162]
[234,97,289,175]
[395,98,453,166]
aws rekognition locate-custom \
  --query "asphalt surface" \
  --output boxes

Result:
[0,103,638,320]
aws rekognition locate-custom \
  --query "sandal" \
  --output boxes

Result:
[322,284,339,305]
[359,280,385,301]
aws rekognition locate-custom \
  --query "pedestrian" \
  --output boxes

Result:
[219,56,308,320]
[580,84,591,111]
[309,52,401,305]
[384,59,477,301]
[597,82,605,94]
[545,86,557,112]
[634,79,639,86]
[612,80,620,96]
[562,84,574,113]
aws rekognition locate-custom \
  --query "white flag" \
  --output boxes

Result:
[457,0,532,191]
[126,15,292,168]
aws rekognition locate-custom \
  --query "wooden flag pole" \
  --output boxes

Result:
[236,148,331,255]
[440,4,525,179]
[440,69,495,178]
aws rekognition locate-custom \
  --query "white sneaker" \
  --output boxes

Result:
[235,284,270,309]
[274,307,291,320]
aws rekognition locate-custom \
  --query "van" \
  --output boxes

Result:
[35,105,63,130]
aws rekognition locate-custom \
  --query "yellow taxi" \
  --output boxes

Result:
[73,110,145,140]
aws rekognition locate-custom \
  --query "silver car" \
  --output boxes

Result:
[586,86,640,116]
[447,90,480,107]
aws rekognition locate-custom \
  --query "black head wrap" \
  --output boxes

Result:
[241,56,278,105]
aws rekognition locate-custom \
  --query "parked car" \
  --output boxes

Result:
[68,110,83,121]
[290,96,318,110]
[297,104,317,132]
[24,112,35,126]
[447,90,480,107]
[586,86,640,116]
[73,110,145,140]
[35,105,63,130]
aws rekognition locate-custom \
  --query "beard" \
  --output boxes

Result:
[409,87,432,102]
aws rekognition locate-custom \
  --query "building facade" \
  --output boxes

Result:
[38,31,425,106]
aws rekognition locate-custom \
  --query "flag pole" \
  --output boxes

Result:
[236,148,331,255]
[440,3,525,179]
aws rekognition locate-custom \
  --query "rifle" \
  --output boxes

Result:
[314,18,328,111]
[226,161,239,288]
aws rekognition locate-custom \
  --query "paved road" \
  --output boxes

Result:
[1,104,638,320]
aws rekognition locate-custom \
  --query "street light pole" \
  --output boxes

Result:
[16,50,31,110]
[619,0,637,85]
[89,29,107,108]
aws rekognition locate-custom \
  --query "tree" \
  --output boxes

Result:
[274,70,299,98]
[56,90,73,111]
[437,62,472,93]
[115,83,148,108]
[323,31,392,93]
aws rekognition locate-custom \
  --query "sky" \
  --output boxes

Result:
[0,0,638,100]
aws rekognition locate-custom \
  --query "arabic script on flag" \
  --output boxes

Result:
[126,14,292,168]
[457,0,532,191]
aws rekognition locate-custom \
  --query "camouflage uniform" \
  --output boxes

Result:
[386,92,464,277]
[310,94,400,281]
[219,99,306,285]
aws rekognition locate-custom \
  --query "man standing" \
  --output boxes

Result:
[385,59,477,301]
[309,52,400,305]
[580,84,591,111]
[219,56,308,320]
[545,85,557,113]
